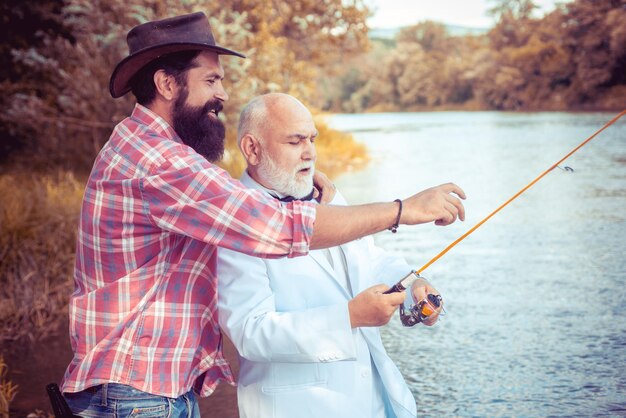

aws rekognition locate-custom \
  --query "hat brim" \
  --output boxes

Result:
[109,43,245,98]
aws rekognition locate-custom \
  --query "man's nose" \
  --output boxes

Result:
[302,139,316,160]
[215,81,229,102]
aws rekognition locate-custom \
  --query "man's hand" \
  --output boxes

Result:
[410,278,443,326]
[312,170,336,204]
[348,284,406,328]
[401,183,466,226]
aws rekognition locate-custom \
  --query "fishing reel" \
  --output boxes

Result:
[384,270,443,327]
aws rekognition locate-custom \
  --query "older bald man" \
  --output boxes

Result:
[218,94,445,418]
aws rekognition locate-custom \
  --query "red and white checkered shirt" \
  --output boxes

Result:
[61,104,316,398]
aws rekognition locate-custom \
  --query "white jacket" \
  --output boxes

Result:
[217,173,417,418]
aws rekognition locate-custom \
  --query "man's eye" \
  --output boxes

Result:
[206,79,216,85]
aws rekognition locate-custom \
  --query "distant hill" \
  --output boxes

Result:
[369,23,488,40]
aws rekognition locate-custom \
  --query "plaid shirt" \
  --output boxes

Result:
[61,104,316,398]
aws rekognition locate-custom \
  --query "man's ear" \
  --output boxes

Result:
[240,134,261,166]
[153,69,178,101]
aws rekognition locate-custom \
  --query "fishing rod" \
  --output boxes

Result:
[386,109,626,326]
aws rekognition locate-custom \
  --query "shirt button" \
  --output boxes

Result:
[361,370,370,378]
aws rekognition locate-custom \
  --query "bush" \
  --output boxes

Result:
[0,172,83,346]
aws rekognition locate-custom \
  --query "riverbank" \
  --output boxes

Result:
[343,101,625,114]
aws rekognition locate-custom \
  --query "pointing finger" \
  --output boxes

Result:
[441,183,466,200]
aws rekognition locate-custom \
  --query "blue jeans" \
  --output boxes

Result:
[64,383,200,418]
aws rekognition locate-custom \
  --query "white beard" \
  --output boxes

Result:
[257,152,314,199]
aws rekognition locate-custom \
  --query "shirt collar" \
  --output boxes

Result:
[130,104,183,144]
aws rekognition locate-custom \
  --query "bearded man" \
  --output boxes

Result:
[60,13,466,417]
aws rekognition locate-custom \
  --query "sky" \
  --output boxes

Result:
[365,0,571,29]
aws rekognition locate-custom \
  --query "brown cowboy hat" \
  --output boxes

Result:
[109,12,245,98]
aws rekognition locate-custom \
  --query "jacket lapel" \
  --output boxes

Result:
[340,242,363,298]
[308,248,353,299]
[308,249,335,278]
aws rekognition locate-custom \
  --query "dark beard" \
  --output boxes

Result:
[172,89,225,162]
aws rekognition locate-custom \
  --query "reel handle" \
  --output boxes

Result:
[385,270,443,327]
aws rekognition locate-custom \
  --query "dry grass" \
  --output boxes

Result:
[0,171,83,347]
[0,355,19,418]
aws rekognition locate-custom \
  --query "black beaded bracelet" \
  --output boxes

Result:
[389,199,402,233]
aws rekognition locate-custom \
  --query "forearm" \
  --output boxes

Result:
[310,182,466,250]
[310,202,398,250]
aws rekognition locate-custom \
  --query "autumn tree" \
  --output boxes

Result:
[334,21,482,111]
[558,0,626,108]
[0,0,371,174]
[0,0,74,163]
[487,0,537,50]
[0,0,372,349]
[475,0,626,109]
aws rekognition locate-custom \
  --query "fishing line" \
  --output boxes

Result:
[416,109,626,275]
[386,110,625,327]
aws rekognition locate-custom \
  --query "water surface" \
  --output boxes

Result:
[328,111,626,417]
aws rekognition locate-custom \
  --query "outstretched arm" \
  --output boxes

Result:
[311,183,466,249]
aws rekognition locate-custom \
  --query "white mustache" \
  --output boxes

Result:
[295,162,314,172]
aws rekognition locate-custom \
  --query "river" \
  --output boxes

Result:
[327,111,626,417]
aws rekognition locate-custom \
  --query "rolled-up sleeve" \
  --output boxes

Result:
[140,154,316,258]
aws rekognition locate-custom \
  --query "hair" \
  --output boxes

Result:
[129,50,201,105]
[237,95,270,148]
